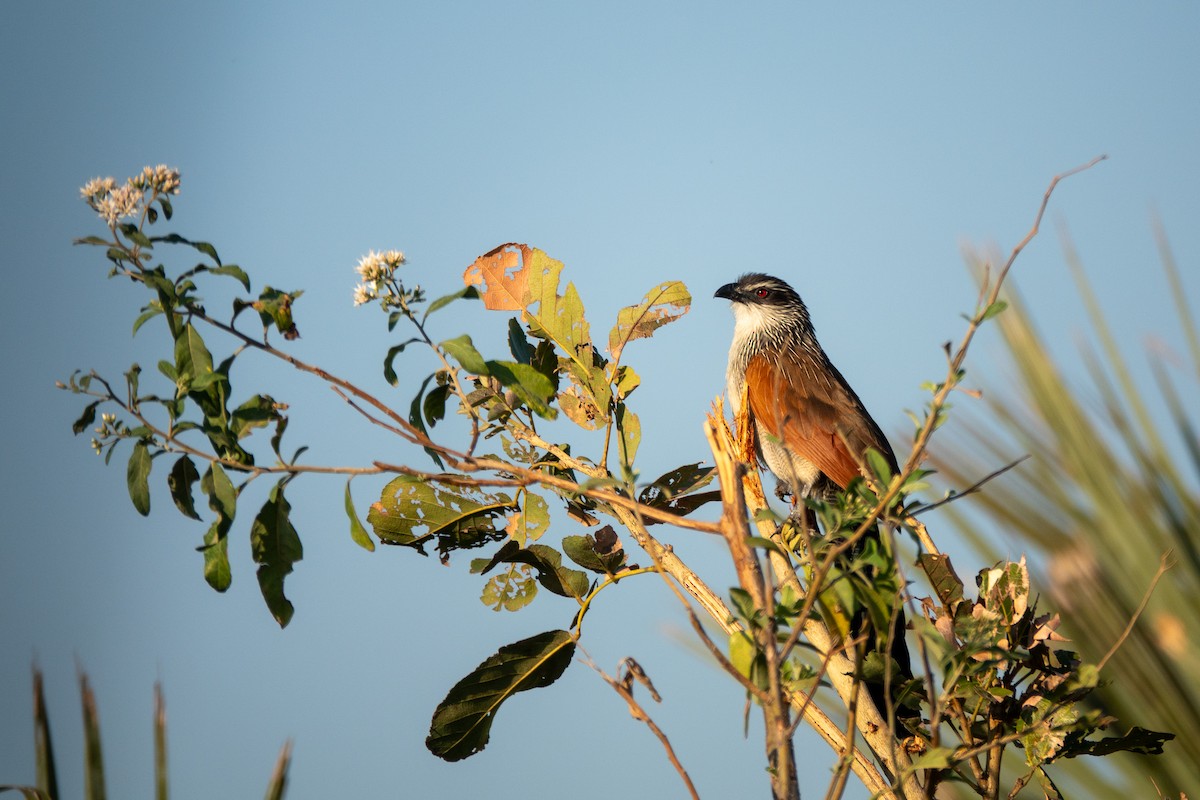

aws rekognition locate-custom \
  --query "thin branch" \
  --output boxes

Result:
[579,651,701,800]
[847,155,1110,562]
[330,387,414,438]
[1098,552,1172,671]
[189,307,428,446]
[907,456,1030,517]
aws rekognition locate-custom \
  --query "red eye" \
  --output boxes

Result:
[755,288,770,298]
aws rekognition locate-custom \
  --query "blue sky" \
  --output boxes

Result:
[2,3,1197,798]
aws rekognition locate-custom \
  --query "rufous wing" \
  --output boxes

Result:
[744,352,889,491]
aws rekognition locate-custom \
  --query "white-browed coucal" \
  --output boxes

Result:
[716,272,915,727]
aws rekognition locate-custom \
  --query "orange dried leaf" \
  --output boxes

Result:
[463,243,531,310]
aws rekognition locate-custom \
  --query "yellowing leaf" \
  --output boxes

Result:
[608,281,691,361]
[505,492,550,546]
[559,384,605,430]
[526,262,591,364]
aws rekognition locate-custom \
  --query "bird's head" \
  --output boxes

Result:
[715,273,812,344]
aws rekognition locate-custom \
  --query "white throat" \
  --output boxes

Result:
[724,302,780,405]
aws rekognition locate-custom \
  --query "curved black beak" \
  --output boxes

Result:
[714,282,737,300]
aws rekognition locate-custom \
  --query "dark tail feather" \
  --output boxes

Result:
[861,602,919,734]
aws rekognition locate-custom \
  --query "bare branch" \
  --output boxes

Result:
[579,650,701,800]
[1098,552,1172,671]
[907,456,1029,517]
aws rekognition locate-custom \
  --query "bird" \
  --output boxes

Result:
[715,272,898,502]
[715,272,916,727]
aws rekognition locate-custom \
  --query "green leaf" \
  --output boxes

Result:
[562,526,626,575]
[745,536,785,555]
[269,415,289,461]
[423,383,451,428]
[344,479,375,552]
[530,340,559,390]
[72,401,100,435]
[486,360,557,419]
[253,286,302,339]
[124,226,153,249]
[908,747,954,770]
[637,463,719,521]
[200,521,231,592]
[199,463,236,592]
[864,447,893,486]
[173,322,215,394]
[918,552,965,608]
[230,394,282,440]
[426,630,575,761]
[981,299,1009,320]
[366,476,514,553]
[728,587,759,624]
[124,363,141,401]
[1061,726,1175,758]
[507,318,533,364]
[187,371,227,393]
[132,305,164,336]
[407,374,444,469]
[440,335,490,376]
[167,455,202,520]
[250,481,304,627]
[608,280,691,361]
[73,235,113,247]
[382,338,420,386]
[127,441,152,516]
[149,233,222,265]
[729,631,767,691]
[423,285,480,321]
[203,463,237,525]
[472,541,589,600]
[208,264,251,291]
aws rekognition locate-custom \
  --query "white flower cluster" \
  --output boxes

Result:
[131,164,182,195]
[80,164,181,227]
[90,412,121,455]
[352,249,408,306]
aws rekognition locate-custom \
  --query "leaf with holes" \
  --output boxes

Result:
[504,492,550,546]
[608,281,690,361]
[367,476,515,552]
[462,243,531,311]
[471,540,589,600]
